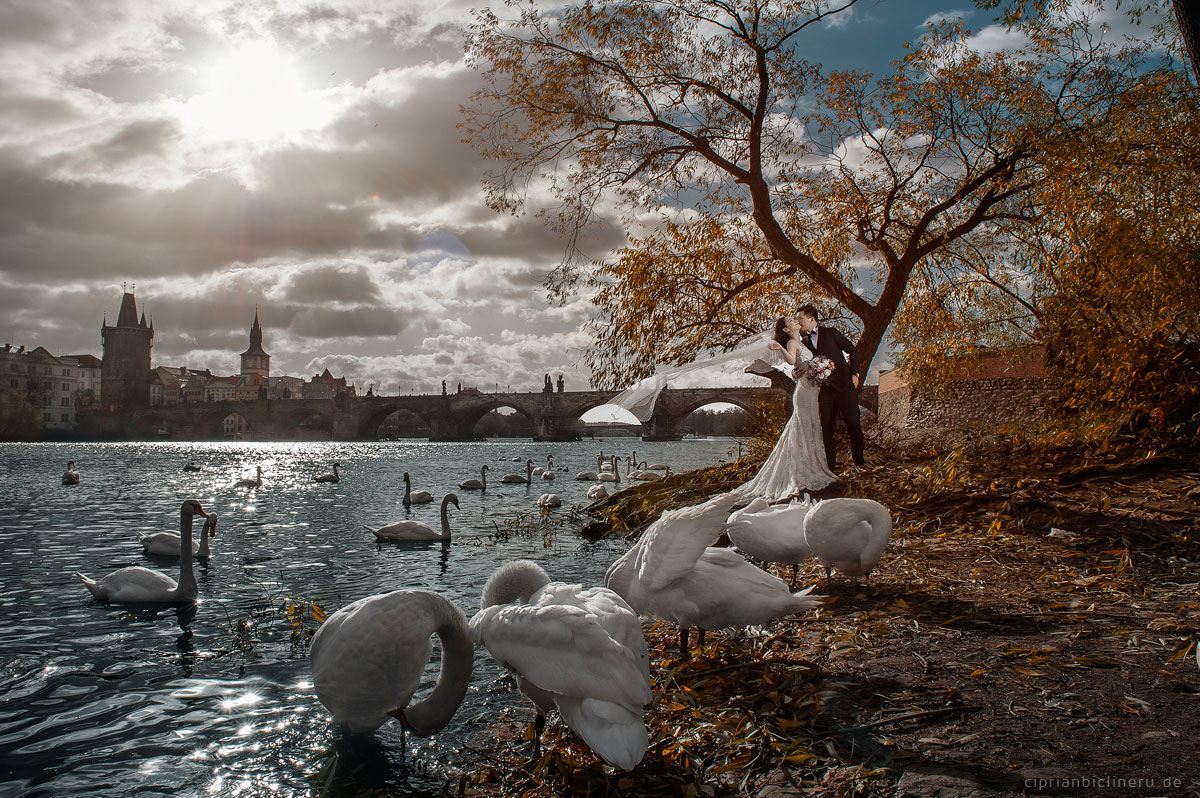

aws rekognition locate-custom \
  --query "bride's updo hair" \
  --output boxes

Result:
[773,316,791,349]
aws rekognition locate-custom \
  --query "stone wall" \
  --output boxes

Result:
[877,375,1060,433]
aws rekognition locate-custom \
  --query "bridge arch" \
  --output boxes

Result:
[357,402,435,439]
[282,407,334,440]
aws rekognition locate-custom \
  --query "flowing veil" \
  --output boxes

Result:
[608,331,785,422]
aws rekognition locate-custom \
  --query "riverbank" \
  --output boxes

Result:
[457,432,1200,797]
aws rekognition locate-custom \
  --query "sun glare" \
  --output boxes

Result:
[182,40,326,143]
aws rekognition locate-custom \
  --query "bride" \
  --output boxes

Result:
[610,315,837,502]
[732,315,837,501]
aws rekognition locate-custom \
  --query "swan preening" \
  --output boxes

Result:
[315,462,341,484]
[470,560,652,770]
[141,513,218,558]
[802,497,893,582]
[311,589,474,737]
[402,472,433,506]
[235,466,263,488]
[586,484,609,500]
[459,464,487,491]
[368,494,459,542]
[536,493,561,508]
[79,499,209,604]
[62,461,80,485]
[605,493,823,658]
[499,460,534,484]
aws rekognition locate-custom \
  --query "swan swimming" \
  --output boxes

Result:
[459,464,487,491]
[314,462,341,483]
[402,471,434,506]
[470,560,652,770]
[311,589,474,738]
[235,466,263,488]
[141,512,219,559]
[79,499,209,604]
[368,494,459,542]
[62,461,80,485]
[499,460,534,484]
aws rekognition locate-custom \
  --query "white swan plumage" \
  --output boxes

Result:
[605,493,823,657]
[368,494,458,542]
[802,497,893,581]
[311,589,474,736]
[470,560,652,770]
[235,465,262,488]
[314,462,341,483]
[79,499,209,604]
[724,497,814,587]
[140,513,218,559]
[536,493,562,507]
[62,460,80,485]
[499,459,534,484]
[459,464,487,491]
[597,456,621,483]
[586,484,609,500]
[401,471,434,506]
[575,470,599,481]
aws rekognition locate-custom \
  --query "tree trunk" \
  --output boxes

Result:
[1175,0,1200,81]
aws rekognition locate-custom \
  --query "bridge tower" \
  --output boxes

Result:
[239,308,270,377]
[100,288,153,412]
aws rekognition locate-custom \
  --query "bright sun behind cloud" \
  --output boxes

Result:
[180,39,330,143]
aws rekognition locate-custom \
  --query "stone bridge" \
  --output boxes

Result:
[103,386,786,441]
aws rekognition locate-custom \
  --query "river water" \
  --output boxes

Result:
[0,437,742,797]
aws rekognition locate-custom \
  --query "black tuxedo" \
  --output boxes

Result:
[802,326,865,469]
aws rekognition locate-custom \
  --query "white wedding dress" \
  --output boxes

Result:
[733,347,838,501]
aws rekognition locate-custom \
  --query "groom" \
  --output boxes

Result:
[795,305,866,472]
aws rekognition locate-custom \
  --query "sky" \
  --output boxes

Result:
[0,0,1105,407]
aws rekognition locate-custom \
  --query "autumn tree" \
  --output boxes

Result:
[462,0,1097,387]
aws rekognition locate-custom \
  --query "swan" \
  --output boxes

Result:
[368,494,459,542]
[536,493,562,508]
[541,468,555,481]
[605,493,823,658]
[62,461,80,485]
[311,589,474,738]
[595,451,605,472]
[183,461,202,472]
[575,470,599,481]
[499,459,534,484]
[597,456,621,483]
[401,472,434,506]
[723,497,815,587]
[802,498,893,582]
[470,560,652,770]
[235,466,262,488]
[587,484,609,500]
[315,462,341,483]
[459,464,487,491]
[79,499,209,604]
[645,461,669,472]
[141,512,219,559]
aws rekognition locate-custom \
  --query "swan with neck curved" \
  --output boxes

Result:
[470,560,652,770]
[141,513,219,559]
[499,459,534,484]
[311,589,474,738]
[235,466,262,488]
[368,494,459,542]
[79,499,209,604]
[314,462,341,483]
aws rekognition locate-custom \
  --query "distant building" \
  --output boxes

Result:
[205,375,238,402]
[101,290,153,411]
[305,368,355,399]
[240,309,270,377]
[267,375,304,399]
[62,353,101,411]
[0,344,82,430]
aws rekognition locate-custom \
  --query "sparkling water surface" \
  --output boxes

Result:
[0,437,741,797]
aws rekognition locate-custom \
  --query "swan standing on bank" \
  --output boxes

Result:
[459,464,487,491]
[401,472,433,506]
[803,498,893,582]
[314,462,341,483]
[311,589,474,739]
[470,560,652,770]
[62,461,80,485]
[141,513,219,559]
[724,496,815,587]
[235,466,262,488]
[368,494,459,542]
[499,460,534,484]
[79,499,209,604]
[605,493,823,658]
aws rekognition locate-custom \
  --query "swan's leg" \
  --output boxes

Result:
[678,626,690,659]
[825,564,833,583]
[529,711,545,759]
[697,628,707,648]
[790,563,798,590]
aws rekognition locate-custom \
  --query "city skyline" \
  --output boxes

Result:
[1,1,1147,400]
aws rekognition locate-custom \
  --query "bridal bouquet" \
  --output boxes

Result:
[805,356,835,386]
